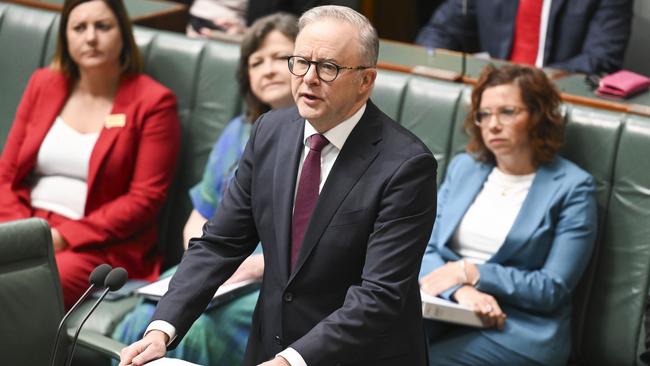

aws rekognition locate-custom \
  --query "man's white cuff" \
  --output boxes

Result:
[145,320,177,346]
[277,347,307,366]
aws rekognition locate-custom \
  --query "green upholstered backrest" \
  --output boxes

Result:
[398,76,464,184]
[448,86,472,161]
[578,116,650,366]
[133,29,242,267]
[0,4,58,150]
[371,69,409,121]
[0,218,65,366]
[560,106,625,364]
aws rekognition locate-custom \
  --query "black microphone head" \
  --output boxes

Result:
[88,264,112,286]
[104,267,128,291]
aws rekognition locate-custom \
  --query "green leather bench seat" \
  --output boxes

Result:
[0,218,65,365]
[0,4,58,150]
[2,4,650,365]
[579,116,650,365]
[398,76,464,183]
[133,29,242,266]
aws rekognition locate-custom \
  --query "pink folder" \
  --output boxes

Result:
[596,70,650,99]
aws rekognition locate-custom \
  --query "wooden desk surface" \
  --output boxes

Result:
[377,39,650,117]
[3,0,187,32]
[378,39,508,83]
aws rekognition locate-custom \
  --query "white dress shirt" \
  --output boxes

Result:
[147,104,367,366]
[535,0,553,68]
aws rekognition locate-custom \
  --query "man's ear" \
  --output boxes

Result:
[359,68,377,94]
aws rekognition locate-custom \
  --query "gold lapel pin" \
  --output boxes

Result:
[105,114,126,128]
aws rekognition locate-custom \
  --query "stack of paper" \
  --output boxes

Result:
[136,277,260,307]
[421,291,486,328]
[144,357,202,365]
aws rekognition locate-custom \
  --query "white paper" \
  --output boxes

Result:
[136,277,259,303]
[421,291,486,328]
[144,357,202,365]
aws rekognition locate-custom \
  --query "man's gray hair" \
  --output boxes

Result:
[298,5,378,67]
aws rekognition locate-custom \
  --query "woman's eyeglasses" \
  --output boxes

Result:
[474,106,527,126]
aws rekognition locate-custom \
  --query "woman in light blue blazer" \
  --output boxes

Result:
[420,65,597,366]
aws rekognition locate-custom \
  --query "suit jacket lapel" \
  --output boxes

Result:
[436,161,491,257]
[543,0,567,64]
[490,159,565,263]
[289,102,381,283]
[86,75,132,191]
[273,111,305,282]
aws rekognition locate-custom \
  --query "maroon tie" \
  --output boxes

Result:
[291,133,329,270]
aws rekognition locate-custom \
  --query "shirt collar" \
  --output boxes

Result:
[303,103,366,151]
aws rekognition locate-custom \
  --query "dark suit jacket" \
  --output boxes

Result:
[415,0,633,74]
[152,102,437,365]
[0,68,180,280]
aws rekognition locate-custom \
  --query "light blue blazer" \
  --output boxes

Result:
[420,153,597,365]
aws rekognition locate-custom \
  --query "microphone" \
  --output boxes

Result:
[460,0,468,81]
[65,267,128,366]
[49,264,112,366]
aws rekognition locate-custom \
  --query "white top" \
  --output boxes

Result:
[147,104,367,366]
[449,167,536,264]
[30,117,99,219]
[189,0,246,22]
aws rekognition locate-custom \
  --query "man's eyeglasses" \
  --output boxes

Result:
[474,106,527,126]
[287,55,372,82]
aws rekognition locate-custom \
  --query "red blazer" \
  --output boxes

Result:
[0,68,180,280]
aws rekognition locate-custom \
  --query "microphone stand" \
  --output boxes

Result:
[64,287,112,366]
[460,0,468,82]
[49,263,112,366]
[64,267,127,366]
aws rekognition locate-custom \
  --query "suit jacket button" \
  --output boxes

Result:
[274,335,282,345]
[283,292,293,302]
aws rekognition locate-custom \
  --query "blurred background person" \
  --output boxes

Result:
[112,13,298,366]
[420,65,597,365]
[186,0,247,39]
[246,0,358,27]
[0,0,180,309]
[415,0,633,75]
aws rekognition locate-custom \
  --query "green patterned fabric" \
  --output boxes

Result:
[112,266,259,366]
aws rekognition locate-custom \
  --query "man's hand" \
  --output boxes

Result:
[453,286,506,330]
[51,228,68,252]
[258,356,291,366]
[119,330,169,366]
[419,261,466,296]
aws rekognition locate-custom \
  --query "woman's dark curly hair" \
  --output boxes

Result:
[465,64,565,166]
[236,13,298,122]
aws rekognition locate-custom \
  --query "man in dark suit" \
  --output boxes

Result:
[120,5,437,366]
[415,0,633,74]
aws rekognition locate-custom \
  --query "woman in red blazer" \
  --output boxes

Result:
[0,0,180,308]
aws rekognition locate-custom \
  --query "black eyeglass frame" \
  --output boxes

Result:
[287,55,372,82]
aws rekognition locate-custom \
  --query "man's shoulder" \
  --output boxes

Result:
[372,106,433,158]
[254,106,302,133]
